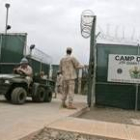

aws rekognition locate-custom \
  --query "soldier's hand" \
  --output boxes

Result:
[13,68,18,74]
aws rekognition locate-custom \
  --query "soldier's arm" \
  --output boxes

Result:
[21,66,32,76]
[72,57,84,69]
[27,66,33,76]
[59,60,63,73]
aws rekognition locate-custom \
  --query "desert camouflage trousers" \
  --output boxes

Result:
[55,85,63,94]
[62,79,75,105]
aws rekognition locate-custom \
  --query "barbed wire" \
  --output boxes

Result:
[97,25,140,45]
[80,10,94,39]
[80,10,140,45]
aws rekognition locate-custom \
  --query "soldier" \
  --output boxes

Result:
[40,71,48,79]
[54,71,63,98]
[59,47,84,109]
[14,57,33,86]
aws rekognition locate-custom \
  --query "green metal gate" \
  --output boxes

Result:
[95,43,140,110]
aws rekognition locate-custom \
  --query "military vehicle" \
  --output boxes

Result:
[0,73,54,104]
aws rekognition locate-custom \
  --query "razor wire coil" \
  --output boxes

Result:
[81,10,94,38]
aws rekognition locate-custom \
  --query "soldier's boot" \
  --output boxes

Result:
[60,102,67,108]
[67,103,77,109]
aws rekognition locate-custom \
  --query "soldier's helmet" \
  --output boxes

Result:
[20,57,28,64]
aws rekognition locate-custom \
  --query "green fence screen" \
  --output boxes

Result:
[95,43,140,110]
[0,33,27,73]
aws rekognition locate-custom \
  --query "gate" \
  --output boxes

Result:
[95,43,140,110]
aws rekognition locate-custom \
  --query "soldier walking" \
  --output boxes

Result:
[59,47,84,109]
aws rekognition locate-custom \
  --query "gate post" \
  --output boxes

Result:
[80,10,97,107]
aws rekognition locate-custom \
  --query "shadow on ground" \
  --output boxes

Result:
[78,106,140,126]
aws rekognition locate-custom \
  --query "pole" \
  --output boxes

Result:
[135,84,138,111]
[87,16,96,108]
[0,35,3,73]
[135,43,140,111]
[5,3,10,34]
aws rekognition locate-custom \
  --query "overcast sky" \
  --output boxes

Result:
[0,0,140,64]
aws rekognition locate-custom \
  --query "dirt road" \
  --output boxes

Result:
[0,95,86,140]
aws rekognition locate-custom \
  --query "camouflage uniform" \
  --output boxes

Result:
[60,52,83,107]
[16,65,33,86]
[55,74,63,94]
[16,58,33,86]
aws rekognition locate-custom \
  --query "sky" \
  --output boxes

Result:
[0,0,140,64]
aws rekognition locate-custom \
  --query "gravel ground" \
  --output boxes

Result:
[22,128,112,140]
[79,106,140,126]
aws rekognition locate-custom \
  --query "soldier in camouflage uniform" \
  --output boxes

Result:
[54,71,63,98]
[59,47,84,109]
[14,57,33,86]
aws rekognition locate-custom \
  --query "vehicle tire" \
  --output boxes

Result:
[32,87,46,102]
[4,93,11,101]
[11,87,27,104]
[44,89,52,102]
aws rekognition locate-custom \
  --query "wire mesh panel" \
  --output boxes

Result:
[26,46,52,65]
[26,46,52,76]
[28,57,50,76]
[51,64,59,80]
[42,63,50,76]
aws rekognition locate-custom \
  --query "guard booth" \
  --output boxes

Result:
[95,43,140,110]
[0,33,51,76]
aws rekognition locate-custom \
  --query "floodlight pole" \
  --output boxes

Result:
[87,16,96,108]
[29,44,35,57]
[5,3,10,34]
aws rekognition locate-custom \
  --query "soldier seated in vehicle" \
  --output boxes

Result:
[13,57,33,86]
[40,71,48,79]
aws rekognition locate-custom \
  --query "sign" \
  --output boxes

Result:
[107,54,140,83]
